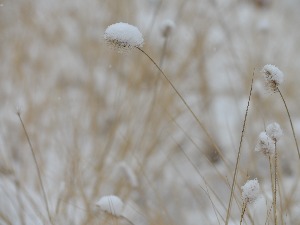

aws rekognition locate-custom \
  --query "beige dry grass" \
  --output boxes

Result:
[0,0,300,224]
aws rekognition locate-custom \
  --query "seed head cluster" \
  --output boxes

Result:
[96,195,124,217]
[261,64,284,93]
[241,178,260,204]
[255,122,283,156]
[255,131,276,156]
[266,122,283,142]
[104,22,144,53]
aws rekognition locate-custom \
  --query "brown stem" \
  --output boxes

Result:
[225,71,255,225]
[17,112,54,225]
[278,89,300,159]
[240,202,247,225]
[274,144,278,225]
[268,155,276,224]
[136,47,227,167]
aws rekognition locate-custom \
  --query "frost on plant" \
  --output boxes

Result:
[241,178,260,204]
[96,195,124,216]
[160,19,175,38]
[255,131,275,156]
[104,22,144,53]
[266,122,283,142]
[261,64,284,93]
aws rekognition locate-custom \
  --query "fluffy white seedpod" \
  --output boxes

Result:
[160,19,175,38]
[241,178,260,204]
[96,195,124,216]
[104,22,144,53]
[266,122,283,142]
[261,64,284,93]
[255,131,275,156]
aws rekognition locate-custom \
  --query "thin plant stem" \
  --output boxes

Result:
[240,202,247,225]
[278,89,300,159]
[269,155,276,224]
[225,71,255,225]
[274,144,278,225]
[17,112,54,225]
[276,163,285,225]
[177,142,224,224]
[136,47,226,166]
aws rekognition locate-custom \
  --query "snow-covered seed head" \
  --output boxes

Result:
[266,122,283,142]
[96,195,124,216]
[160,19,175,38]
[104,22,144,53]
[261,64,284,93]
[255,131,275,156]
[242,178,260,204]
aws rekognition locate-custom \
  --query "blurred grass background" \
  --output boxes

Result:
[0,0,300,224]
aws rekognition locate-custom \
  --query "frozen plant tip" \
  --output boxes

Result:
[104,22,144,53]
[261,64,284,93]
[242,179,260,204]
[160,19,175,38]
[266,122,283,142]
[96,195,124,216]
[255,131,275,156]
[240,179,260,224]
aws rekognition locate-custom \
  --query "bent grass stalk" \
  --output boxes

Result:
[17,112,54,225]
[225,71,255,225]
[104,22,229,167]
[278,88,300,159]
[136,47,227,166]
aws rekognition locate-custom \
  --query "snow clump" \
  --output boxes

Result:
[241,178,260,204]
[266,122,283,142]
[104,22,144,53]
[261,64,284,93]
[96,195,124,216]
[255,131,275,156]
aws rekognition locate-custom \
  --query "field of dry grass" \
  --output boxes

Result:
[1,0,300,224]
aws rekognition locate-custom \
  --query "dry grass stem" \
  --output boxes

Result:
[17,112,54,225]
[278,89,300,159]
[136,47,226,167]
[225,71,255,225]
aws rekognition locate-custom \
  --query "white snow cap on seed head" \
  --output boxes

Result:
[242,178,260,204]
[266,122,283,142]
[255,131,275,156]
[104,22,144,53]
[160,19,175,38]
[96,195,124,216]
[261,64,284,93]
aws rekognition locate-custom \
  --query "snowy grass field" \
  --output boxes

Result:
[1,0,300,224]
